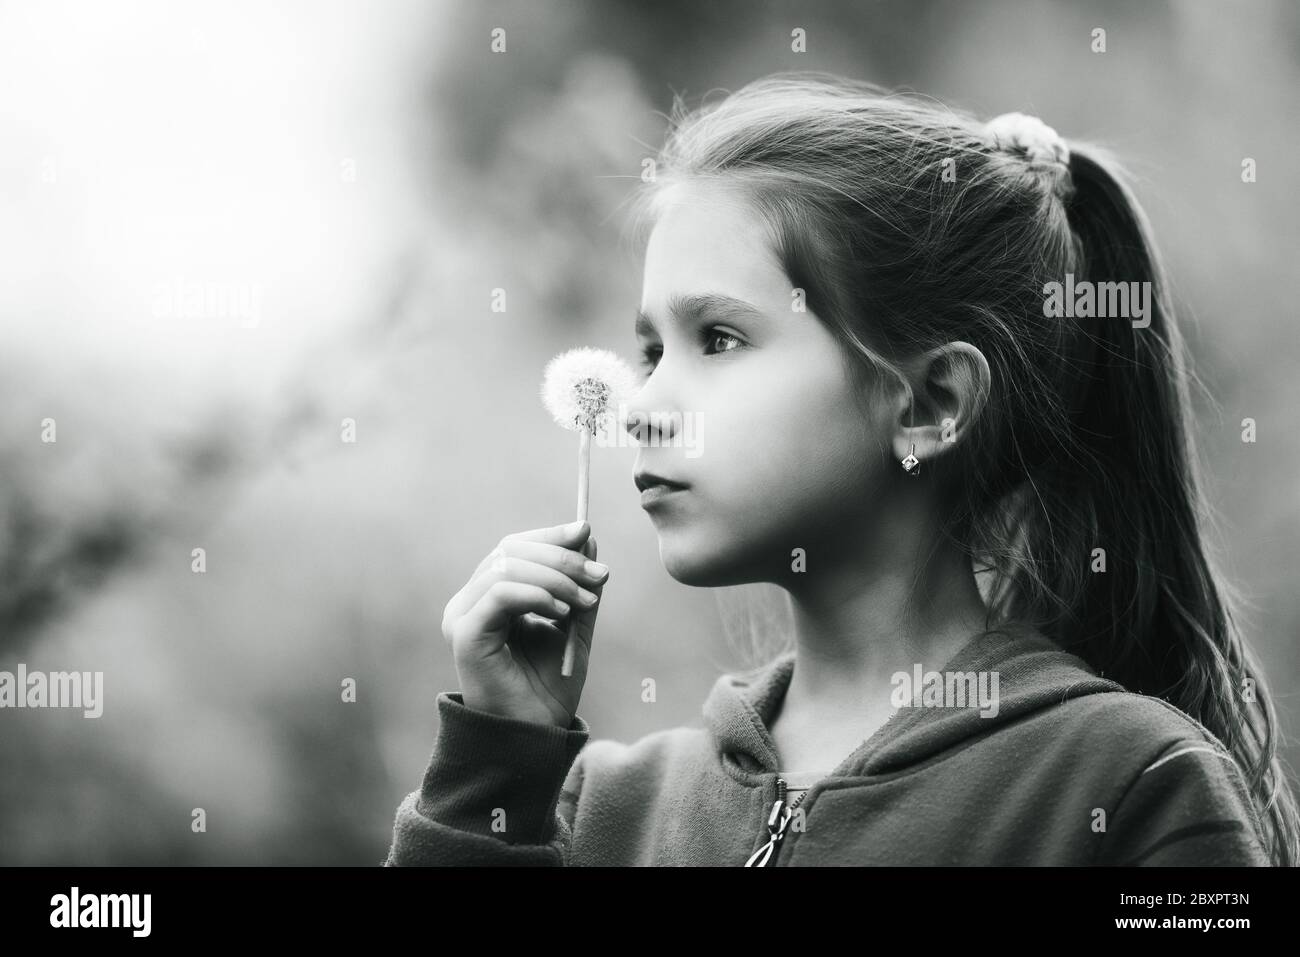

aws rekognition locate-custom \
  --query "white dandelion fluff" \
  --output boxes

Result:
[539,346,638,677]
[540,346,639,434]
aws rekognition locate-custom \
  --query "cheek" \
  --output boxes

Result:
[709,376,881,507]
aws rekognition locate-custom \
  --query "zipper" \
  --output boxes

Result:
[744,776,811,867]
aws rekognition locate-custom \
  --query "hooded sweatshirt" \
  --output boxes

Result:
[384,626,1270,866]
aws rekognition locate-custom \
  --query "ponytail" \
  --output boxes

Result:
[1010,142,1300,865]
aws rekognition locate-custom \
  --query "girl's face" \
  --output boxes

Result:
[630,184,896,586]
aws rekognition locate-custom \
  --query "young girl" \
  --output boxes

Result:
[385,72,1298,866]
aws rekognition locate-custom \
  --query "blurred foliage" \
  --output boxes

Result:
[1,0,1297,863]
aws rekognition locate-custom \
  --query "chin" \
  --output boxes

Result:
[656,530,757,588]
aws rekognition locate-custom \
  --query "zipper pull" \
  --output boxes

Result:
[744,777,792,867]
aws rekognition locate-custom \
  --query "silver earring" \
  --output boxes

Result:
[901,443,920,476]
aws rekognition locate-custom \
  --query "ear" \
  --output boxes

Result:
[891,341,991,466]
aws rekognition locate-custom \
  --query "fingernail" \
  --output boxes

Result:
[555,599,571,615]
[585,560,609,579]
[564,520,586,534]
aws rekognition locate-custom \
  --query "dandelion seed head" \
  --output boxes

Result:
[540,347,639,433]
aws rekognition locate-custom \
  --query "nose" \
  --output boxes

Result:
[623,375,682,446]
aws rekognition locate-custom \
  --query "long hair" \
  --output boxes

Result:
[626,71,1299,865]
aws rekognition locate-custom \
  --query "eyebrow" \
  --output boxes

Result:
[635,293,766,338]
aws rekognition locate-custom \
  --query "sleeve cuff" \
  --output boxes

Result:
[415,691,590,844]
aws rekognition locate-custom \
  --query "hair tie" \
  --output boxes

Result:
[983,111,1070,168]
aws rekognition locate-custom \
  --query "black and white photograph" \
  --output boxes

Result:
[1,0,1297,933]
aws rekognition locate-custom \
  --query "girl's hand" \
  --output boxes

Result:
[441,520,608,729]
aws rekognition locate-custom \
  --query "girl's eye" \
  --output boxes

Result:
[704,329,743,355]
[637,347,661,376]
[637,327,743,377]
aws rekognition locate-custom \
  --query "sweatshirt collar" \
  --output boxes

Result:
[702,624,1124,777]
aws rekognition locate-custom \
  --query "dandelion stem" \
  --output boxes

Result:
[561,426,592,678]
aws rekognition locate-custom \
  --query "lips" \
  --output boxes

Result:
[634,471,688,493]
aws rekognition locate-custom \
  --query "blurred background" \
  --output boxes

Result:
[1,0,1297,864]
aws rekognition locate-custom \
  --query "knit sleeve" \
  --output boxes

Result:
[1096,736,1271,866]
[383,691,590,866]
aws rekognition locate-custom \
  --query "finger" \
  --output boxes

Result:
[508,612,567,647]
[518,611,565,635]
[502,520,592,550]
[468,520,591,580]
[491,539,609,587]
[452,581,570,655]
[456,555,601,619]
[451,523,600,626]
